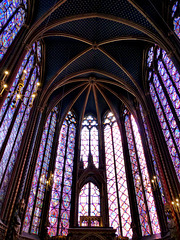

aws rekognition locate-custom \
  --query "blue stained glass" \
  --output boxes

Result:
[23,108,57,233]
[153,74,180,150]
[149,83,180,180]
[0,42,41,212]
[48,111,76,237]
[0,5,26,60]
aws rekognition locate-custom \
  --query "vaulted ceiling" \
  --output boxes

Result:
[26,0,176,120]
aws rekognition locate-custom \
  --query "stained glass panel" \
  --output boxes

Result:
[0,0,27,60]
[0,42,41,212]
[23,108,57,234]
[81,115,99,168]
[147,46,180,181]
[80,127,89,168]
[131,116,160,234]
[125,114,150,236]
[48,111,76,237]
[104,112,132,238]
[78,182,100,225]
[149,82,180,180]
[139,105,166,204]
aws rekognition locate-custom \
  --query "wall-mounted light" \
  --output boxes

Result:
[0,70,9,96]
[151,176,158,191]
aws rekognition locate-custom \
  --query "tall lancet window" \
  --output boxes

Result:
[0,0,27,60]
[103,111,132,238]
[48,111,76,237]
[139,105,166,204]
[124,111,160,236]
[23,107,58,234]
[0,41,41,212]
[147,46,180,181]
[80,115,99,168]
[78,182,100,226]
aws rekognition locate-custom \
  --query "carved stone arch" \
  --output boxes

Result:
[78,167,105,193]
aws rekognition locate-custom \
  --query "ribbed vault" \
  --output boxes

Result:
[24,0,179,121]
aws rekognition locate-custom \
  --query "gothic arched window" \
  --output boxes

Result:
[147,46,180,181]
[23,110,76,236]
[23,107,58,234]
[124,111,160,236]
[48,111,76,237]
[80,115,99,168]
[0,41,41,212]
[0,0,27,60]
[78,182,100,226]
[103,111,132,238]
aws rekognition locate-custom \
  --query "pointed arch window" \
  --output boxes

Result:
[147,46,180,180]
[103,111,132,238]
[23,107,58,234]
[78,182,100,226]
[124,111,160,236]
[80,115,99,168]
[0,41,41,212]
[48,111,76,237]
[0,0,27,60]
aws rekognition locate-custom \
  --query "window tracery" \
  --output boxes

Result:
[78,182,100,226]
[80,115,99,168]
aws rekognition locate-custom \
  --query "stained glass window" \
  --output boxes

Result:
[80,115,99,168]
[103,111,132,238]
[139,105,166,204]
[23,107,58,234]
[48,111,76,237]
[147,46,180,181]
[0,41,41,212]
[170,1,180,38]
[78,182,100,226]
[0,0,27,60]
[124,111,160,236]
